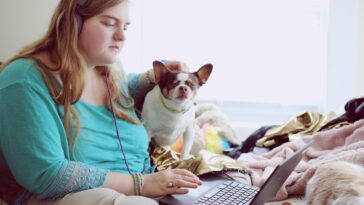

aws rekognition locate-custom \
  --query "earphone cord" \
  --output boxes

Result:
[103,67,132,175]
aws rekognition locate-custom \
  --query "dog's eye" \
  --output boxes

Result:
[172,80,179,86]
[186,81,195,89]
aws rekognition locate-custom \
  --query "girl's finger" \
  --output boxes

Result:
[173,169,199,178]
[174,178,199,189]
[178,174,202,185]
[172,169,202,184]
[171,188,189,195]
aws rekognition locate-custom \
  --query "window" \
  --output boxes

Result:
[0,0,359,136]
[121,0,329,107]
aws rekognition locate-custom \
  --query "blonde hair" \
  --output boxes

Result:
[0,0,139,152]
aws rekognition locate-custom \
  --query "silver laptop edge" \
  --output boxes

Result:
[249,140,313,205]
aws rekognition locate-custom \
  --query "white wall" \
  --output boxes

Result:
[0,0,58,61]
[356,0,364,97]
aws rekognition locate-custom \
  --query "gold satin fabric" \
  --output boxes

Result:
[256,111,338,148]
[152,147,248,176]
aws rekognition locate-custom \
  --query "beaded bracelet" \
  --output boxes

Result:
[132,173,144,195]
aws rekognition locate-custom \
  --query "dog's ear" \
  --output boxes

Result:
[196,64,213,85]
[153,61,168,83]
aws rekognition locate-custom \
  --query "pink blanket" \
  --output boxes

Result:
[237,119,364,201]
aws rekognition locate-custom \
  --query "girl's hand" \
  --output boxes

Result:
[142,169,202,198]
[163,61,190,72]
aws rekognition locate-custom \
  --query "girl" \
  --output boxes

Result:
[0,0,201,204]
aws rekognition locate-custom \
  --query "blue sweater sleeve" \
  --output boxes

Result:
[0,74,108,200]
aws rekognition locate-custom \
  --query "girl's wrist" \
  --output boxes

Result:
[140,173,153,197]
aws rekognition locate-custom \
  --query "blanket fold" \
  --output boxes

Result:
[238,119,364,201]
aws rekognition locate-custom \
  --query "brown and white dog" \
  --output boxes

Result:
[142,61,213,160]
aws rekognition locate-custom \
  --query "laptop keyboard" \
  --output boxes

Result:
[194,181,259,205]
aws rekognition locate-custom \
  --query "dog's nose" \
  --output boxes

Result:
[179,86,187,92]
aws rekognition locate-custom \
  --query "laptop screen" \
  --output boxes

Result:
[250,141,313,205]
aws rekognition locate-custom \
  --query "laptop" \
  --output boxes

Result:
[159,141,312,205]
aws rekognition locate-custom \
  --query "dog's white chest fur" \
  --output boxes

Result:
[142,86,195,159]
[141,60,213,160]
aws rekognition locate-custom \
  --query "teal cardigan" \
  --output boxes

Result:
[0,59,152,205]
